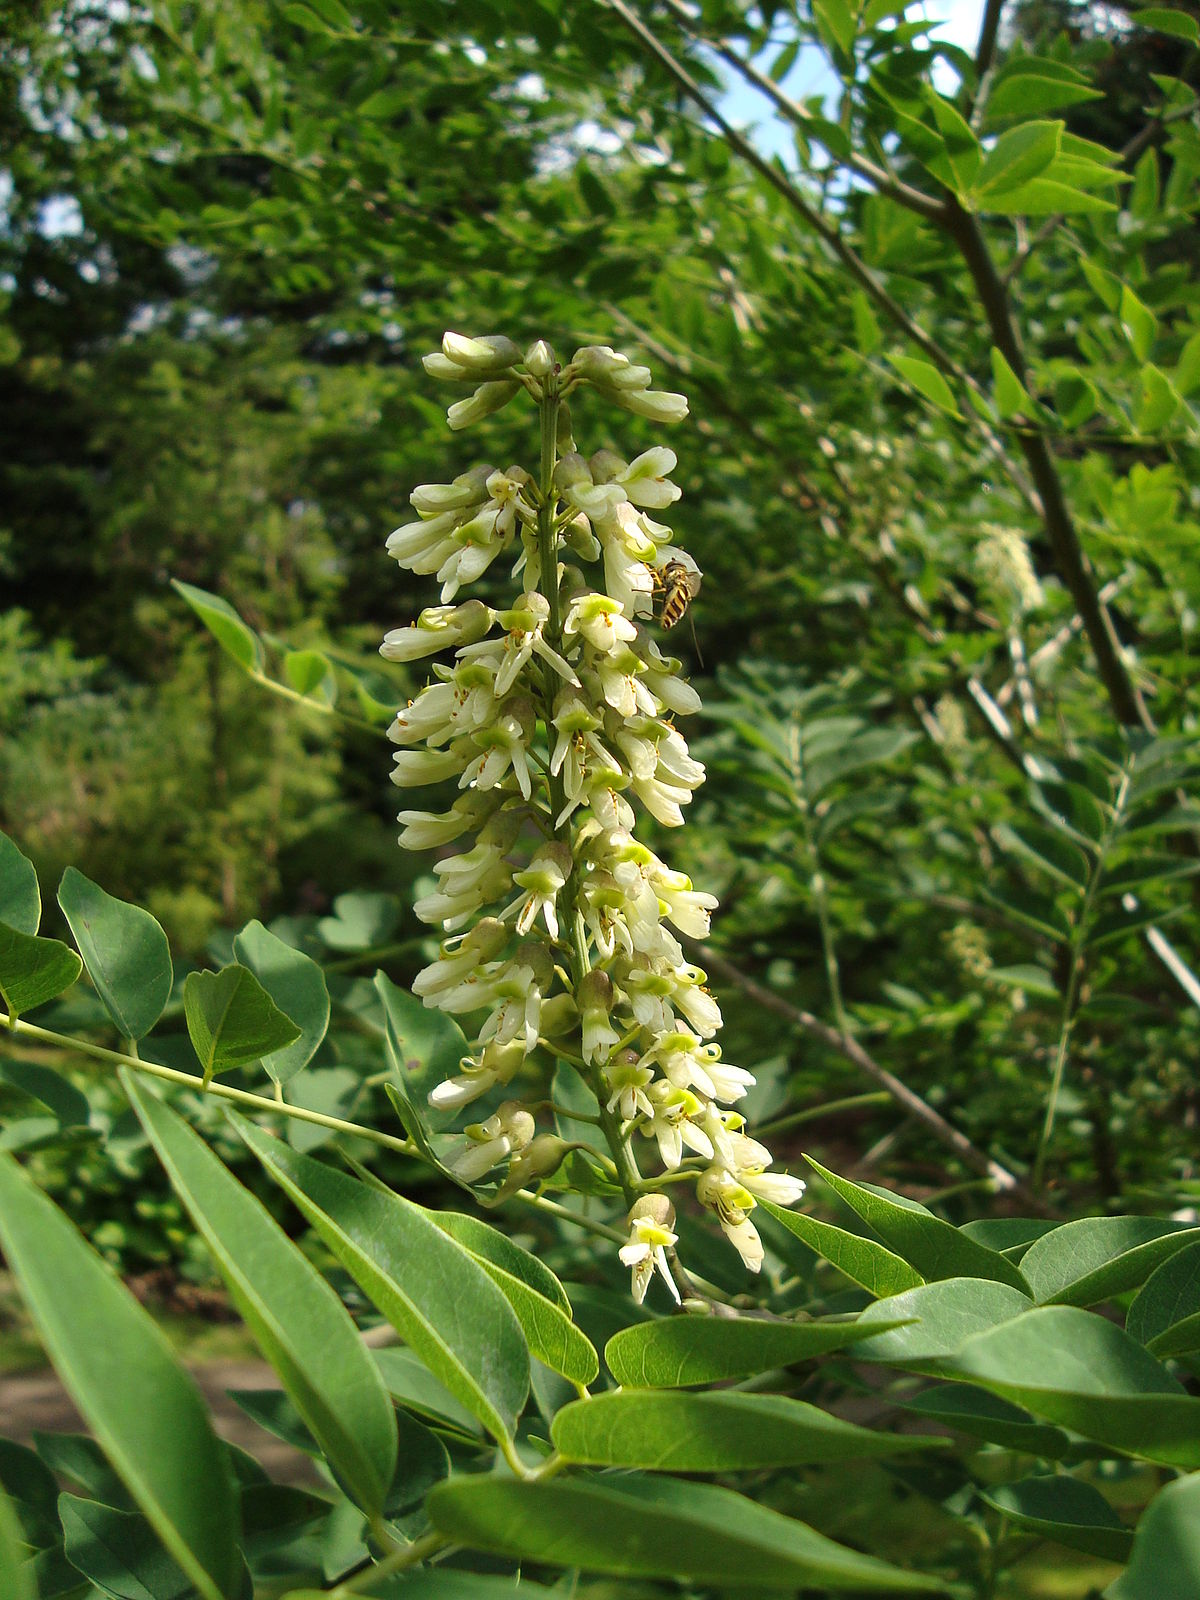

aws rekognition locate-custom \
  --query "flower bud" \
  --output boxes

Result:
[442,332,523,372]
[571,345,630,379]
[379,600,492,661]
[628,1192,676,1232]
[556,401,575,454]
[612,388,689,424]
[538,992,579,1038]
[552,452,592,493]
[524,339,555,377]
[447,380,521,431]
[494,1132,571,1198]
[422,352,477,381]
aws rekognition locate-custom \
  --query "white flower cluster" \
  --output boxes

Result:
[975,523,1044,618]
[382,333,804,1300]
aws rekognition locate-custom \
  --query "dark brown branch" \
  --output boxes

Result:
[943,202,1152,732]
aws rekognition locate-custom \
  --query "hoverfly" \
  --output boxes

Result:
[653,556,703,630]
[652,555,704,666]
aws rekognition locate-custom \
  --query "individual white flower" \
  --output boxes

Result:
[409,466,493,516]
[563,592,638,655]
[618,1195,681,1306]
[380,600,493,662]
[653,868,718,937]
[476,949,552,1054]
[493,593,579,697]
[643,1081,714,1170]
[448,1100,535,1183]
[721,1132,808,1206]
[412,918,510,1001]
[390,747,468,788]
[577,969,620,1066]
[396,793,489,850]
[510,843,572,938]
[447,380,522,432]
[591,446,681,510]
[460,698,536,801]
[697,1167,764,1273]
[440,332,523,372]
[603,1047,655,1121]
[428,1037,525,1112]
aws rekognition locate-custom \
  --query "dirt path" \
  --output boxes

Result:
[0,1360,320,1486]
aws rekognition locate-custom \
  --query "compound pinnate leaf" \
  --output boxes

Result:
[427,1476,950,1592]
[183,964,301,1086]
[232,920,329,1085]
[125,1077,397,1516]
[0,1155,240,1600]
[550,1390,946,1471]
[58,867,173,1042]
[605,1312,907,1388]
[235,1118,529,1442]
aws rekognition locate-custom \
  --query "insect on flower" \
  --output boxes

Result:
[654,556,703,630]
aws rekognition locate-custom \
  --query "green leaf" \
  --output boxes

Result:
[1136,364,1179,433]
[951,1305,1200,1467]
[0,1058,90,1125]
[0,1154,239,1600]
[550,1390,946,1470]
[1020,1217,1200,1305]
[803,1159,1031,1290]
[1176,329,1200,396]
[232,921,329,1085]
[59,1494,194,1600]
[0,830,40,935]
[427,1476,950,1592]
[979,1477,1131,1562]
[0,1485,34,1600]
[1106,1473,1200,1600]
[1055,371,1099,427]
[375,971,467,1150]
[57,868,173,1042]
[431,1211,597,1386]
[979,177,1117,215]
[901,1384,1070,1455]
[1130,146,1160,218]
[1120,285,1158,362]
[994,822,1090,889]
[0,924,82,1021]
[851,291,882,355]
[1134,6,1200,40]
[183,964,301,1087]
[171,580,263,673]
[235,1119,529,1442]
[125,1077,397,1515]
[990,348,1033,419]
[959,1218,1057,1258]
[317,892,399,951]
[759,1200,923,1297]
[929,95,982,193]
[372,1347,482,1437]
[0,1436,62,1547]
[854,1279,1034,1371]
[813,0,857,57]
[987,964,1058,999]
[887,356,961,417]
[283,649,336,703]
[604,1313,910,1388]
[984,58,1103,123]
[973,121,1061,197]
[1127,1240,1200,1356]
